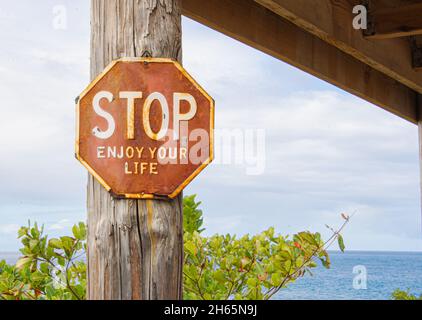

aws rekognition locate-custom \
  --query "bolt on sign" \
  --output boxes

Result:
[76,58,214,199]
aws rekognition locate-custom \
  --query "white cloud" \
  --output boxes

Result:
[0,224,20,235]
[48,219,71,231]
[0,2,420,253]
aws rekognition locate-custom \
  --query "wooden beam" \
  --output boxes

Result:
[250,0,422,96]
[182,0,418,123]
[366,3,422,39]
[411,37,422,70]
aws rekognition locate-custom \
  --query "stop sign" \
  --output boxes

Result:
[76,58,214,199]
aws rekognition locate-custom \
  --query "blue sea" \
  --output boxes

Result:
[275,251,422,300]
[1,251,421,300]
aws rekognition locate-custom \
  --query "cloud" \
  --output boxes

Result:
[48,219,72,231]
[0,224,20,235]
[0,2,89,207]
[187,88,421,251]
[0,2,420,253]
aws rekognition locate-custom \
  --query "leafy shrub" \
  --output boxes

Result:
[183,195,347,300]
[0,222,86,300]
[0,195,347,300]
[392,289,422,300]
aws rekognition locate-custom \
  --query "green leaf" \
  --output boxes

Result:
[30,223,40,238]
[183,195,205,234]
[78,222,87,240]
[337,234,345,252]
[271,273,281,286]
[319,251,331,268]
[213,270,225,283]
[15,256,32,270]
[60,236,74,252]
[17,227,28,238]
[30,271,45,283]
[184,241,196,255]
[297,232,317,245]
[246,278,258,287]
[40,262,49,274]
[29,239,39,250]
[49,238,62,249]
[72,225,80,240]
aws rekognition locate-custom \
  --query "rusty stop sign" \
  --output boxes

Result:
[76,58,214,199]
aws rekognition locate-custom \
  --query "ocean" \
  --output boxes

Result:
[1,251,421,300]
[275,251,422,300]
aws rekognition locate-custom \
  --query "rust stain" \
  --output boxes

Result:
[146,200,156,256]
[76,58,214,199]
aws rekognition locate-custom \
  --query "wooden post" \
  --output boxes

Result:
[87,0,183,300]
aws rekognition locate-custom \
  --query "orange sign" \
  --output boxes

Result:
[76,58,214,199]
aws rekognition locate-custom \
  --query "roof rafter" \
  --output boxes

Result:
[182,0,418,123]
[252,0,422,95]
[365,2,422,39]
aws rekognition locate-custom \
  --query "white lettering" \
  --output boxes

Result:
[92,91,115,140]
[173,93,197,140]
[119,91,143,140]
[143,92,169,140]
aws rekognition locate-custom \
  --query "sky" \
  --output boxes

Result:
[0,1,421,252]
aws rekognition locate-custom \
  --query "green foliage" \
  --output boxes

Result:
[183,194,205,234]
[392,289,422,300]
[337,234,345,252]
[183,203,348,300]
[0,222,86,300]
[183,227,336,300]
[0,195,347,300]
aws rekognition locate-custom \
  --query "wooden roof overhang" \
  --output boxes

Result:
[182,0,422,124]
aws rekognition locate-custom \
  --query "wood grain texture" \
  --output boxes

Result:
[182,0,418,123]
[251,0,422,96]
[367,3,422,39]
[88,0,183,300]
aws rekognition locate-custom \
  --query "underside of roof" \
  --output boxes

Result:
[182,0,422,124]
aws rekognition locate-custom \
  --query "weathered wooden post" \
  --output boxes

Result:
[87,0,183,300]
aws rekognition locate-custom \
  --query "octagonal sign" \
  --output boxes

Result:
[76,58,214,199]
